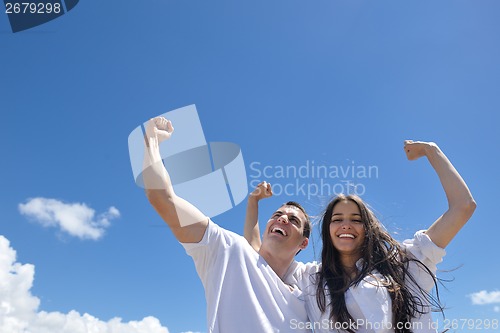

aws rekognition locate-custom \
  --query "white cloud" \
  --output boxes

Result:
[469,290,500,305]
[18,198,120,240]
[31,312,169,333]
[0,236,39,332]
[0,235,170,333]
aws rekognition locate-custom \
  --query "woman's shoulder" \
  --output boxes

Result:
[402,230,446,265]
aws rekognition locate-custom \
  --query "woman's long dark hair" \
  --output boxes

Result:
[315,194,444,333]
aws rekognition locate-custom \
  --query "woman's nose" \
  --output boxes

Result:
[340,221,351,229]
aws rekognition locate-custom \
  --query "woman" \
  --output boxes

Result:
[304,140,476,332]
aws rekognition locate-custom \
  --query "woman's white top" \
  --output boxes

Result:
[293,231,446,333]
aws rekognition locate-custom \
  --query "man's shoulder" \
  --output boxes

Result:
[202,220,254,251]
[283,261,320,292]
[181,219,236,249]
[286,260,320,283]
[182,219,257,263]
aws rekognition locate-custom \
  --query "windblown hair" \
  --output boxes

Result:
[315,194,443,333]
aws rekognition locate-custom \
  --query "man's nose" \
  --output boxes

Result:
[277,215,289,224]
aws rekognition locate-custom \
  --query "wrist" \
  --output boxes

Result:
[248,195,260,205]
[423,142,440,156]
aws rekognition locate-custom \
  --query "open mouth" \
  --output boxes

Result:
[338,233,355,239]
[271,226,287,236]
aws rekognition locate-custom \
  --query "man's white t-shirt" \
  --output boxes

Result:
[181,220,311,333]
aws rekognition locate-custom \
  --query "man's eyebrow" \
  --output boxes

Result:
[273,210,303,225]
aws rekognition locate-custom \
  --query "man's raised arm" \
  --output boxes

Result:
[143,117,208,243]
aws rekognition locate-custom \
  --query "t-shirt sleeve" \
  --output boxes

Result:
[403,230,446,291]
[180,220,235,283]
[288,261,321,292]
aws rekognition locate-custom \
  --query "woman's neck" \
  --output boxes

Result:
[340,254,361,279]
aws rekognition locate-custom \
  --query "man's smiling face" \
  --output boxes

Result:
[261,205,308,256]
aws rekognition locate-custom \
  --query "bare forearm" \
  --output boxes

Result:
[244,196,262,251]
[143,138,179,225]
[424,144,476,247]
[142,135,175,193]
[425,144,475,210]
[142,119,207,242]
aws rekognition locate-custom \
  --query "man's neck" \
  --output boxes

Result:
[258,248,294,281]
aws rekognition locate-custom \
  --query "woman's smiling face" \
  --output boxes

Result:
[329,200,366,260]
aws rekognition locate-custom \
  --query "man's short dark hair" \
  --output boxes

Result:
[283,201,311,239]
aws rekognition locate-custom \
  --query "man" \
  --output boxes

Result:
[143,117,312,333]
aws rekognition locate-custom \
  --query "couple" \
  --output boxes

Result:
[142,117,475,333]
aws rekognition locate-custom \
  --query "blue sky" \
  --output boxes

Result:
[1,1,499,332]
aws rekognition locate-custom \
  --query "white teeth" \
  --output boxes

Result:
[338,234,355,239]
[272,227,287,236]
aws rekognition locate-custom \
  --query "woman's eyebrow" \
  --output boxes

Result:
[332,213,361,216]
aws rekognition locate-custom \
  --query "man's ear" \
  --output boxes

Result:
[299,237,309,250]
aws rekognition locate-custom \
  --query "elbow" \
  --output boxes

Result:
[145,189,173,208]
[457,198,477,218]
[145,189,159,205]
[145,189,178,225]
[466,198,477,215]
